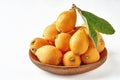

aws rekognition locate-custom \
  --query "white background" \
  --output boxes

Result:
[0,0,120,80]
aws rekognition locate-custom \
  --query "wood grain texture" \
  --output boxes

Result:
[29,48,107,75]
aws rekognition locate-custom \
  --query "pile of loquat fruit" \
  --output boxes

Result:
[30,7,105,67]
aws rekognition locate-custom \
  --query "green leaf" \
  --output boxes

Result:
[81,10,115,34]
[87,22,98,48]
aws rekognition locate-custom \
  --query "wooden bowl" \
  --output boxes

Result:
[29,48,107,75]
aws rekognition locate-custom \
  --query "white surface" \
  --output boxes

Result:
[0,0,120,80]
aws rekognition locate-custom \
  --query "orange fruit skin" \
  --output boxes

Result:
[70,28,89,55]
[81,23,105,53]
[35,45,62,65]
[81,23,89,34]
[43,22,59,43]
[55,33,71,52]
[88,33,105,53]
[67,29,76,36]
[97,33,105,53]
[63,51,81,66]
[30,37,49,54]
[67,26,81,35]
[56,9,76,32]
[81,47,100,64]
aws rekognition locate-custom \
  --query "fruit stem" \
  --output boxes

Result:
[70,57,75,62]
[72,4,77,10]
[72,4,88,28]
[85,56,89,59]
[72,4,81,11]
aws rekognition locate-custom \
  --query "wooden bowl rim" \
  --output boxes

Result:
[29,48,107,75]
